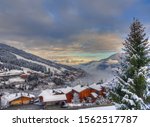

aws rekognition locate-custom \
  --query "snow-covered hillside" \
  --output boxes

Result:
[12,53,63,74]
[74,53,120,84]
[0,43,84,78]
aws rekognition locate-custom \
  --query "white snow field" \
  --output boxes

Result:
[12,53,65,73]
[80,105,116,110]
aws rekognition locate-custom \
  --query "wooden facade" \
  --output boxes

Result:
[10,96,34,106]
[71,85,107,103]
[53,87,73,103]
[72,88,91,102]
[65,92,73,103]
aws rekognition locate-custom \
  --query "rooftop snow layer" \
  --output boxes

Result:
[39,89,53,97]
[73,85,88,93]
[39,89,66,102]
[55,87,72,94]
[1,92,35,102]
[89,83,102,91]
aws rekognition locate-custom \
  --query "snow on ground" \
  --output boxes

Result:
[79,105,116,110]
[0,70,24,76]
[12,53,64,73]
[21,67,33,73]
[67,103,83,107]
[21,67,46,76]
[8,77,25,83]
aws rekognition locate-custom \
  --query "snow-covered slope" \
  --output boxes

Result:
[74,53,120,84]
[12,53,62,74]
[0,43,84,78]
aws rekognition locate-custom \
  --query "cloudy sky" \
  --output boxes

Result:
[0,0,150,65]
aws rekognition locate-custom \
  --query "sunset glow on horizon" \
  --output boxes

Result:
[0,0,150,65]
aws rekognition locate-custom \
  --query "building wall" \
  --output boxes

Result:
[72,89,91,102]
[39,96,43,102]
[66,92,73,103]
[79,89,91,100]
[45,100,66,106]
[10,97,32,105]
[39,96,67,106]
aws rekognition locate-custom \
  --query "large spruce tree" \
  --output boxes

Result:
[111,19,150,110]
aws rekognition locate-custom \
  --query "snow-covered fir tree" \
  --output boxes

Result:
[111,19,150,110]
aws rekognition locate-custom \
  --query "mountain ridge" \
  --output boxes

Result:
[73,53,120,84]
[0,43,84,79]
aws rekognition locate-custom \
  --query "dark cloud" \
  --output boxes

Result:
[0,0,53,44]
[0,0,149,54]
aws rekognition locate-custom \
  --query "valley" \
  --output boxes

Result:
[0,43,117,110]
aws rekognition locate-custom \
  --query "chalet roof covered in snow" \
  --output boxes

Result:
[43,94,66,102]
[1,92,35,102]
[39,89,67,102]
[100,82,109,87]
[39,89,53,97]
[73,85,88,93]
[54,87,72,94]
[89,83,102,91]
